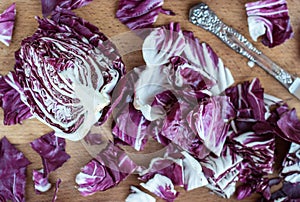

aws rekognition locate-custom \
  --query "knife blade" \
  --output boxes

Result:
[189,2,300,100]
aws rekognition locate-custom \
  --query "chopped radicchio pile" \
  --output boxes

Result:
[116,0,175,30]
[0,3,16,46]
[0,136,31,202]
[245,0,293,48]
[30,131,70,193]
[75,143,137,196]
[0,8,125,141]
[108,21,300,201]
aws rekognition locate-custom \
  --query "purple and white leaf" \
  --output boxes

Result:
[0,3,16,46]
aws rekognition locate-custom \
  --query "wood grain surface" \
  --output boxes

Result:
[1,0,300,201]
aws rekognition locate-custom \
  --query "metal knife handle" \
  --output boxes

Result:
[189,3,296,90]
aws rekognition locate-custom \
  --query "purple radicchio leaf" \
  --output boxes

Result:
[30,131,70,178]
[277,108,300,144]
[186,96,235,156]
[140,174,179,202]
[41,0,93,17]
[225,78,266,134]
[111,68,151,150]
[245,0,293,48]
[180,151,208,191]
[138,156,184,187]
[0,136,31,202]
[182,31,234,95]
[13,9,125,141]
[116,0,175,30]
[75,143,137,196]
[133,65,175,121]
[0,73,32,125]
[161,100,211,159]
[142,22,185,66]
[0,3,16,46]
[280,143,300,183]
[32,169,51,193]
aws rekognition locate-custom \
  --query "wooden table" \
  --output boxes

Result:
[1,0,300,201]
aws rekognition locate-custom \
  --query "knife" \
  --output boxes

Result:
[189,2,300,100]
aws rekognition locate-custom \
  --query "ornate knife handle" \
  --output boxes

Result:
[189,3,296,90]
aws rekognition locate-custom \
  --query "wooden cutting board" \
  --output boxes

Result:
[1,0,300,201]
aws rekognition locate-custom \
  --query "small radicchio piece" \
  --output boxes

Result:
[125,186,156,202]
[7,9,125,141]
[0,136,31,202]
[277,109,300,144]
[182,31,234,95]
[142,22,185,66]
[116,0,174,30]
[161,100,211,159]
[200,146,243,198]
[245,0,293,48]
[133,66,176,121]
[180,151,208,191]
[187,96,235,156]
[111,69,151,150]
[280,143,300,183]
[41,0,93,17]
[0,74,32,125]
[0,3,16,46]
[139,156,184,187]
[226,78,266,135]
[32,169,51,193]
[140,174,179,202]
[75,143,137,196]
[30,131,70,177]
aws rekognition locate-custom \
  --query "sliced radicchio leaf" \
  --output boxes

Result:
[75,143,137,196]
[0,73,32,125]
[111,68,151,150]
[116,0,175,30]
[142,22,234,94]
[0,136,31,202]
[30,131,70,177]
[0,3,16,46]
[125,186,156,202]
[245,0,293,48]
[200,146,243,198]
[30,131,70,193]
[277,109,300,144]
[140,174,179,202]
[186,96,235,156]
[139,156,184,187]
[161,100,211,159]
[280,143,300,183]
[41,0,93,17]
[226,78,266,135]
[6,9,125,141]
[180,151,208,191]
[32,169,51,193]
